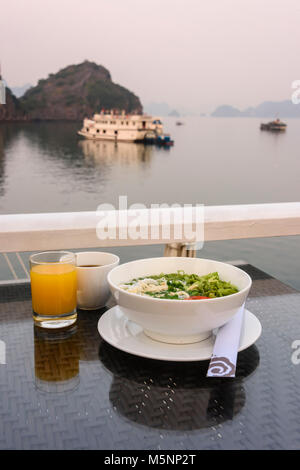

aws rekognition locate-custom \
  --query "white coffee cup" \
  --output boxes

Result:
[76,252,120,310]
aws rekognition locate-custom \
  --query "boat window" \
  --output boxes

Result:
[96,129,100,133]
[86,128,89,132]
[126,121,129,125]
[133,121,135,125]
[103,130,106,134]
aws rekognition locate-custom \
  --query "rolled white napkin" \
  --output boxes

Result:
[207,303,245,378]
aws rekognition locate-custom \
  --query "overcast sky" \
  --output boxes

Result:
[1,0,300,112]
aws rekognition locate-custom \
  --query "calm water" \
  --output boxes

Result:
[0,117,299,288]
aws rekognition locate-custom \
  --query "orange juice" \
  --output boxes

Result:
[30,264,77,316]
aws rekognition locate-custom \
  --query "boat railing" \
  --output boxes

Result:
[0,202,300,284]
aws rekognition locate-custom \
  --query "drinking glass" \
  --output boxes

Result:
[30,251,77,329]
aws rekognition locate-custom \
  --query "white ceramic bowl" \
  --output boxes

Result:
[107,257,252,344]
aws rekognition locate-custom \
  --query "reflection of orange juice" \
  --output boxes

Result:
[34,327,80,392]
[30,264,77,316]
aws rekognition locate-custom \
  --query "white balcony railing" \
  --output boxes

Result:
[1,202,300,252]
[0,202,300,282]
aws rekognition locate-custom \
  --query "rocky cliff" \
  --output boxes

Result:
[0,61,143,121]
[0,87,26,121]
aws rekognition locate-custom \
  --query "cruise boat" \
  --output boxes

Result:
[78,110,165,142]
[260,119,287,131]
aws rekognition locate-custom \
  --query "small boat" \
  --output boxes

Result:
[144,132,174,147]
[156,134,174,146]
[176,121,184,126]
[260,119,287,131]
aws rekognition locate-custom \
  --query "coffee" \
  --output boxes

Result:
[75,251,119,309]
[78,265,102,268]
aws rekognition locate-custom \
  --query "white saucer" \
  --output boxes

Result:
[98,306,262,362]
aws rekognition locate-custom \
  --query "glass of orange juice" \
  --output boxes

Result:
[30,251,77,329]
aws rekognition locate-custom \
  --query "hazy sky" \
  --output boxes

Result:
[1,0,300,112]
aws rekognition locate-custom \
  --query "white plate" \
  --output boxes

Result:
[98,306,262,362]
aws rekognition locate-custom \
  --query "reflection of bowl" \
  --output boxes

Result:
[99,341,259,431]
[108,257,252,344]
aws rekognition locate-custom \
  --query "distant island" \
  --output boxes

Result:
[0,61,142,121]
[11,83,32,98]
[144,102,175,116]
[168,109,180,117]
[212,101,300,118]
[3,66,299,121]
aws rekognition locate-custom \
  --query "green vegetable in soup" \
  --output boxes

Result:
[122,271,239,299]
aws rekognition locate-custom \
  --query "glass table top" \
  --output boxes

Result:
[0,263,300,450]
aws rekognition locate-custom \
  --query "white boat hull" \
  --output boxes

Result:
[77,130,145,142]
[78,113,163,142]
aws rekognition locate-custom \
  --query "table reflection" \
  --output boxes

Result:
[33,308,104,393]
[76,308,106,362]
[99,343,260,431]
[34,325,80,393]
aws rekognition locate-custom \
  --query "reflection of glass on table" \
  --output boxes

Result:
[34,326,80,393]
